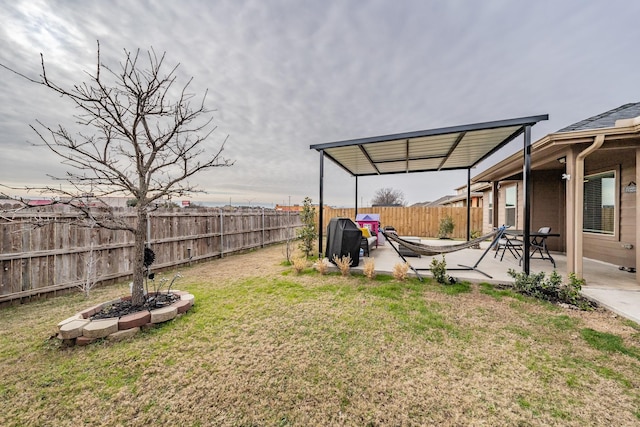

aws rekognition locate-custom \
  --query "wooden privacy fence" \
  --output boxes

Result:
[0,208,301,303]
[317,206,483,238]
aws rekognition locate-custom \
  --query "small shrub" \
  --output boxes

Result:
[560,273,586,306]
[430,255,448,284]
[315,256,329,275]
[507,269,593,310]
[332,254,352,276]
[296,197,317,258]
[438,215,454,239]
[292,256,308,274]
[363,259,376,280]
[430,255,457,285]
[392,262,409,281]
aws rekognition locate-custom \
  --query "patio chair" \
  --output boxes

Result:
[530,227,551,255]
[494,232,523,261]
[526,226,556,267]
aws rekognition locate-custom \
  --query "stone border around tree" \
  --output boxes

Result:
[56,291,195,346]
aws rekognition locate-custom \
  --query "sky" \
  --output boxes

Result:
[1,0,639,208]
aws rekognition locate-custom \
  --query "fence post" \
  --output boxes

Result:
[219,208,224,258]
[0,208,310,304]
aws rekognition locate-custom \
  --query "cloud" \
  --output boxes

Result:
[1,0,640,207]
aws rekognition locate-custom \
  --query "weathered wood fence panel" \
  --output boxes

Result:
[0,208,301,303]
[317,206,483,238]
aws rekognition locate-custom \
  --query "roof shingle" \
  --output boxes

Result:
[557,102,640,132]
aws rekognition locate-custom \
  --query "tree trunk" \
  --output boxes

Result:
[131,207,148,306]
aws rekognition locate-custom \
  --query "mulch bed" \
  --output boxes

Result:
[91,293,180,320]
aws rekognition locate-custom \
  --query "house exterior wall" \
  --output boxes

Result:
[581,149,636,268]
[482,184,517,235]
[443,196,482,208]
[483,149,636,267]
[496,182,523,230]
[530,170,565,252]
[483,174,565,252]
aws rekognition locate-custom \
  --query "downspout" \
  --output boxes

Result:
[573,134,605,278]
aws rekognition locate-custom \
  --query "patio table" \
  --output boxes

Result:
[506,229,560,268]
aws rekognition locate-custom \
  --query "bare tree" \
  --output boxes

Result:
[78,220,100,298]
[371,187,406,206]
[0,43,233,306]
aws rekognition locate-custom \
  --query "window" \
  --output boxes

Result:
[487,190,493,224]
[583,171,615,235]
[505,185,517,227]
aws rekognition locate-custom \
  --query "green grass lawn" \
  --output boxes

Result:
[1,245,639,426]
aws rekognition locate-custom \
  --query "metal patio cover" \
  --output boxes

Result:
[310,115,549,176]
[310,113,549,275]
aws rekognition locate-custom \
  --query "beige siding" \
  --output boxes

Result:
[488,173,566,252]
[582,150,637,267]
[530,170,565,252]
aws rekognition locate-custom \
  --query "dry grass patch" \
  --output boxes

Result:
[363,258,376,280]
[291,255,308,274]
[315,258,329,275]
[392,261,410,280]
[332,254,352,276]
[1,244,640,426]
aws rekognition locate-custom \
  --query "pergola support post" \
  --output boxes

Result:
[318,150,324,258]
[522,125,532,274]
[466,168,471,241]
[492,181,499,228]
[355,176,358,217]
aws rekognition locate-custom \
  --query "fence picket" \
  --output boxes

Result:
[0,208,301,303]
[316,206,482,238]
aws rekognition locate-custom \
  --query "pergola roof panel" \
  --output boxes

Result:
[376,161,408,173]
[408,133,459,158]
[365,139,408,162]
[409,158,445,171]
[324,146,377,175]
[311,115,548,176]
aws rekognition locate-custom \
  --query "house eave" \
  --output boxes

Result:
[473,124,640,183]
[441,192,483,205]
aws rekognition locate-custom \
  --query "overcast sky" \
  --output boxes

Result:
[1,0,639,208]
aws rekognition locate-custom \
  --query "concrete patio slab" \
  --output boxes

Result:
[580,288,640,325]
